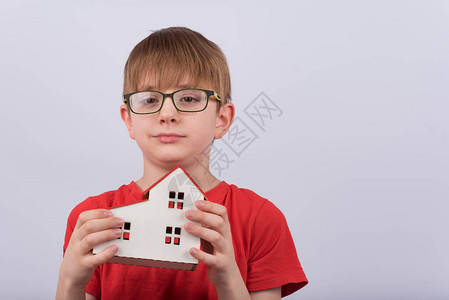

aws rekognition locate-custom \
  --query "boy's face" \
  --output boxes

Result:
[120,80,234,170]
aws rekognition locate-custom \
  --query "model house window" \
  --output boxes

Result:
[165,226,181,245]
[119,221,131,240]
[168,191,184,210]
[123,232,130,240]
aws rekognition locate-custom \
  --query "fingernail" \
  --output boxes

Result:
[115,218,124,226]
[197,201,205,208]
[111,245,118,252]
[190,248,197,255]
[104,211,112,217]
[186,211,195,218]
[114,229,122,235]
[185,223,193,231]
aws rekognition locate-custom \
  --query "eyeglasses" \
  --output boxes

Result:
[123,88,222,114]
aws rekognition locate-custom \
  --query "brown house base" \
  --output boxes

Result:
[107,256,198,271]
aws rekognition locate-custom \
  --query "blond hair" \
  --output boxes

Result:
[123,27,231,104]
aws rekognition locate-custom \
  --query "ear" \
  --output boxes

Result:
[214,102,235,139]
[120,104,135,140]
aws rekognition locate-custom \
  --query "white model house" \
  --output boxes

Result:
[93,165,206,271]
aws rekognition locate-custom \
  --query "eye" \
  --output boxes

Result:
[142,97,159,104]
[179,96,200,103]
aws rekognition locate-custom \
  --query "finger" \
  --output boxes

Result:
[189,247,219,268]
[195,201,229,223]
[184,222,227,250]
[76,217,124,240]
[79,228,123,254]
[75,209,113,229]
[86,244,119,268]
[185,209,229,236]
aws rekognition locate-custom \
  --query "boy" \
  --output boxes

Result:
[56,27,308,299]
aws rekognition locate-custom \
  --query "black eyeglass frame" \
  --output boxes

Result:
[123,88,222,114]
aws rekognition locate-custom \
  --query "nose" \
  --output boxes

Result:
[158,96,179,124]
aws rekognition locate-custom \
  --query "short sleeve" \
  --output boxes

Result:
[246,201,308,297]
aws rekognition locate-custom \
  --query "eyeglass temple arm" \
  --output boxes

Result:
[213,91,223,102]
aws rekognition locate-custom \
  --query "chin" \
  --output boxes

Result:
[154,153,195,167]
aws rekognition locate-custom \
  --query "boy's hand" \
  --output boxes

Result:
[58,209,123,290]
[185,201,249,297]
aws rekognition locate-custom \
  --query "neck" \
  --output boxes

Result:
[135,158,221,193]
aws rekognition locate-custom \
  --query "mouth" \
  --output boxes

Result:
[153,133,185,143]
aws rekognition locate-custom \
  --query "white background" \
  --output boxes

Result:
[1,0,448,299]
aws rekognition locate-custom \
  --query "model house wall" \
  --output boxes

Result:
[93,165,206,271]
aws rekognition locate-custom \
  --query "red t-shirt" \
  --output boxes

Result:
[64,181,308,299]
